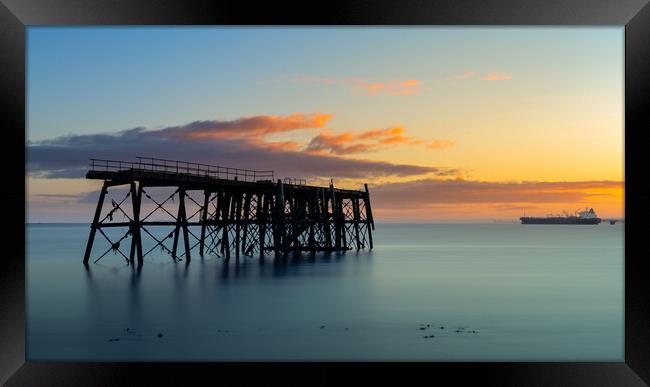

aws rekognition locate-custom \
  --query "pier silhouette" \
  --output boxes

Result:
[83,157,374,265]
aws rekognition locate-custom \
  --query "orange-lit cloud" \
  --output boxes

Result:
[292,75,427,96]
[480,72,512,81]
[354,79,423,96]
[249,139,302,152]
[175,113,333,140]
[305,127,445,155]
[357,127,404,140]
[28,116,450,180]
[305,132,376,155]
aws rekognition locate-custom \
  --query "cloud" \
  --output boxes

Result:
[480,72,512,81]
[449,70,475,80]
[306,132,375,155]
[28,177,622,223]
[354,79,423,96]
[159,113,332,140]
[27,114,451,180]
[254,140,302,152]
[292,75,427,96]
[371,179,623,209]
[305,127,448,155]
[368,179,623,221]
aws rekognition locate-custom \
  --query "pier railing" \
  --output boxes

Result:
[89,157,275,182]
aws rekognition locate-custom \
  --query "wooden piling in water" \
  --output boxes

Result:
[83,181,108,265]
[199,190,210,256]
[364,184,374,249]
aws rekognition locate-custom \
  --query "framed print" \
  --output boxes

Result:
[1,0,649,385]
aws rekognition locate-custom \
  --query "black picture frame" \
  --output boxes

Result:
[2,0,649,385]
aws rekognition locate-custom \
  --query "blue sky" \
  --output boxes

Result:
[28,27,622,140]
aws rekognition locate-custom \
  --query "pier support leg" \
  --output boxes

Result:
[235,193,243,260]
[261,193,271,260]
[172,191,181,260]
[257,193,264,259]
[213,191,222,256]
[83,180,108,264]
[241,193,251,256]
[330,183,341,251]
[321,189,331,249]
[222,192,232,261]
[364,184,374,249]
[274,180,285,259]
[180,189,191,262]
[339,197,347,250]
[291,195,299,258]
[199,190,210,256]
[172,188,190,262]
[353,197,361,250]
[135,184,143,264]
[308,194,316,253]
[129,182,143,265]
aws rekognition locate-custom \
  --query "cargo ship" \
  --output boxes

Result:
[520,208,601,225]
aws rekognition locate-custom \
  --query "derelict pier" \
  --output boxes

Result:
[83,157,374,265]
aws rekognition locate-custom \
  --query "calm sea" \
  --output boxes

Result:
[26,223,624,361]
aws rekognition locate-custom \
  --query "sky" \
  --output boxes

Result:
[26,27,624,222]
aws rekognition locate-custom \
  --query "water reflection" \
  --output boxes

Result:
[29,224,623,361]
[80,251,374,352]
[82,250,373,288]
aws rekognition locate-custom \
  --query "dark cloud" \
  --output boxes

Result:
[157,113,332,139]
[27,115,449,179]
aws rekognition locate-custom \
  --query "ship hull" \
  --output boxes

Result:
[520,217,601,225]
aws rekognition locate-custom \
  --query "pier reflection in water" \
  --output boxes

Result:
[28,223,623,361]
